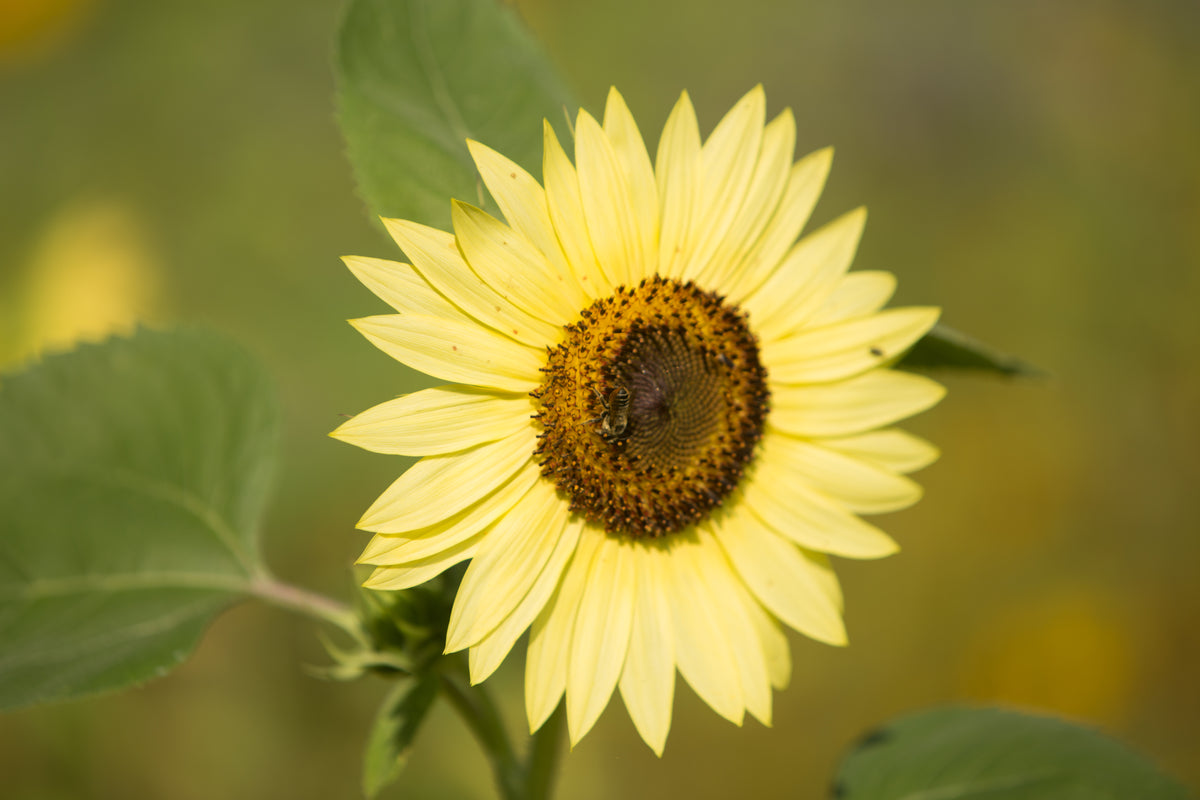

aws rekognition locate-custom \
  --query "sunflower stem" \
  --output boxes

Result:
[526,703,565,800]
[439,666,529,800]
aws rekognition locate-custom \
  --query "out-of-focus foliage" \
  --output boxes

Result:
[0,0,93,65]
[0,330,276,711]
[1,0,1197,798]
[898,324,1037,376]
[835,707,1192,800]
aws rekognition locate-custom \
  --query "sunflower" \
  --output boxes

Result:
[334,86,944,755]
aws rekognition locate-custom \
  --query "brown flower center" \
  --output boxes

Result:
[531,275,769,538]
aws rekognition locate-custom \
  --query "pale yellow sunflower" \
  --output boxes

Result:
[334,86,944,755]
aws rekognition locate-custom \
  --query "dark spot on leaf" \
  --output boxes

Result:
[851,724,892,752]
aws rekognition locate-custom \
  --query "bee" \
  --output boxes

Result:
[591,385,632,442]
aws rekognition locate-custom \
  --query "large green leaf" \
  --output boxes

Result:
[833,706,1190,800]
[335,0,577,229]
[0,328,277,711]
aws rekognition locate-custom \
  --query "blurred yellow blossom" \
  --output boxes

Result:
[7,199,162,366]
[958,583,1141,725]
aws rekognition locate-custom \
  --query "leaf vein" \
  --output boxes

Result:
[10,571,252,601]
[81,465,257,572]
[0,594,231,674]
[410,1,473,151]
[896,770,1065,800]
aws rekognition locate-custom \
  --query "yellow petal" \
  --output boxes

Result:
[446,479,567,652]
[744,207,867,342]
[566,533,636,745]
[331,385,533,456]
[770,369,945,438]
[357,431,535,533]
[713,504,847,646]
[451,200,579,326]
[351,314,542,393]
[739,445,900,559]
[543,121,611,297]
[807,270,897,326]
[694,527,773,725]
[602,87,659,282]
[724,147,834,305]
[618,544,675,756]
[821,429,941,474]
[662,534,744,724]
[357,460,540,563]
[764,307,941,385]
[342,256,470,322]
[766,431,924,514]
[751,483,899,559]
[466,139,585,309]
[575,109,645,288]
[382,217,560,347]
[654,91,701,281]
[680,85,765,283]
[363,533,482,591]
[740,590,792,690]
[468,515,581,684]
[695,108,795,289]
[526,525,604,732]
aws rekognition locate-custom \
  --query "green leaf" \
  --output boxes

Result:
[833,706,1191,800]
[899,323,1039,376]
[363,674,439,799]
[336,0,577,229]
[0,328,278,711]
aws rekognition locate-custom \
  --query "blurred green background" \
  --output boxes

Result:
[2,0,1197,797]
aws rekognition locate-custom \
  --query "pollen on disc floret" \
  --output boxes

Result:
[531,275,769,538]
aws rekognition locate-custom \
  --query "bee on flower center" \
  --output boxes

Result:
[592,385,632,442]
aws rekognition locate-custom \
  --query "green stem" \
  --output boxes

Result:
[526,703,565,800]
[250,576,567,797]
[439,662,566,800]
[248,574,364,642]
[440,667,526,800]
